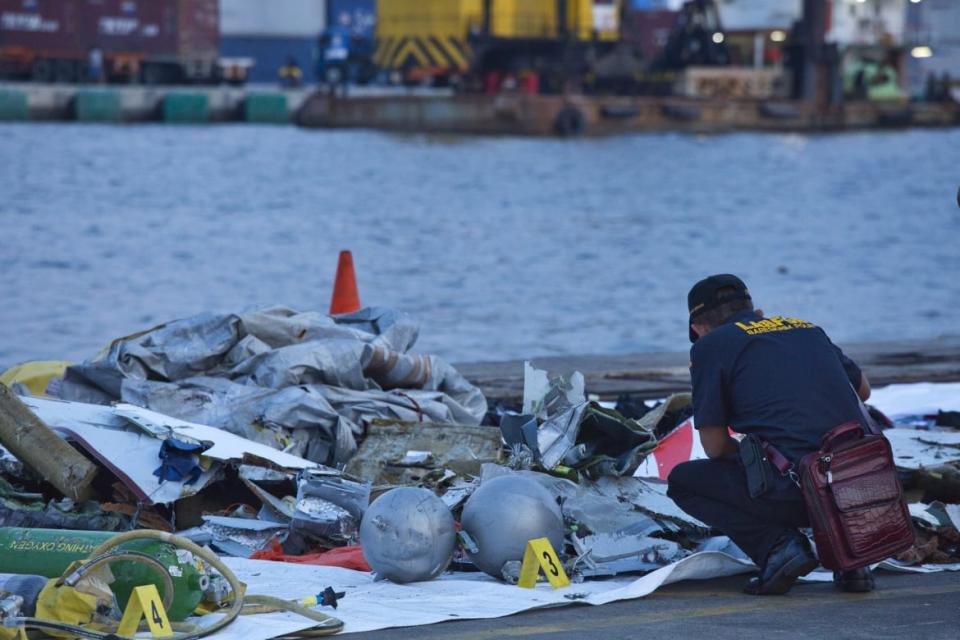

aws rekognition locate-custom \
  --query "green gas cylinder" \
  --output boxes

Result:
[0,528,206,620]
[0,527,110,577]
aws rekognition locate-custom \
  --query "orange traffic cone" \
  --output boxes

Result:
[329,250,361,315]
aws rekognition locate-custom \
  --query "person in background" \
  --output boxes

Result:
[279,56,303,89]
[88,47,104,84]
[667,274,874,596]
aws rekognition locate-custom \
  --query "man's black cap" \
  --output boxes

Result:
[687,274,752,343]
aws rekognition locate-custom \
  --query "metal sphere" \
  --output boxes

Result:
[359,487,456,583]
[460,475,565,580]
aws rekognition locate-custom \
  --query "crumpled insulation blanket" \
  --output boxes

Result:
[55,307,487,466]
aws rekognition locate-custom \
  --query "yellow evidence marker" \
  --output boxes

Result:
[116,585,173,638]
[517,537,570,589]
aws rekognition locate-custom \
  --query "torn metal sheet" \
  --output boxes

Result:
[400,451,433,465]
[522,361,585,419]
[238,465,299,483]
[537,402,656,478]
[297,472,369,521]
[636,393,693,438]
[291,473,370,544]
[345,420,501,484]
[291,498,357,545]
[439,481,477,510]
[572,531,686,577]
[20,396,320,505]
[498,412,535,451]
[587,476,709,531]
[48,425,217,505]
[910,503,945,529]
[241,478,297,522]
[563,490,663,537]
[200,516,288,556]
[947,504,960,530]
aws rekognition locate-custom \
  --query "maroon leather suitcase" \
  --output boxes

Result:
[796,422,915,571]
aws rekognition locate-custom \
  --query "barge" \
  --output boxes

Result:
[295,91,959,137]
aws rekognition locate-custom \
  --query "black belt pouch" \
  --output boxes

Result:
[739,434,777,498]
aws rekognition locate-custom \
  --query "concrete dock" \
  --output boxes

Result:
[456,335,960,404]
[0,81,310,123]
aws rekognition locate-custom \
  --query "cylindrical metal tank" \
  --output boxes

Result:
[0,528,206,621]
[359,487,456,584]
[0,527,111,577]
[460,475,565,580]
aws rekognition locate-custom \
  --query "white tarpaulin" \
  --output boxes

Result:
[869,382,960,418]
[208,552,960,638]
[215,553,754,637]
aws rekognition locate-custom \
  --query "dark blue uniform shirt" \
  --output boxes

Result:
[690,310,864,465]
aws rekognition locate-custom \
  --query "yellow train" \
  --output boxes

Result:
[373,0,622,87]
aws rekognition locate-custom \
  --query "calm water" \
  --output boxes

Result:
[1,124,958,369]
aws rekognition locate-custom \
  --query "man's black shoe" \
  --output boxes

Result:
[742,537,818,595]
[833,567,875,593]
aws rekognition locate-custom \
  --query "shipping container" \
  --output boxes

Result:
[0,0,220,82]
[327,0,375,39]
[221,34,316,83]
[219,0,325,38]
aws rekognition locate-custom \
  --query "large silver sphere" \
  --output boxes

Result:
[359,487,456,583]
[460,475,565,579]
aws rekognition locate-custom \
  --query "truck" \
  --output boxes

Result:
[0,0,240,84]
[374,0,623,90]
[314,0,624,91]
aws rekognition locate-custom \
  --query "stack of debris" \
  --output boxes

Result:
[0,306,497,559]
[53,306,487,467]
[3,317,960,594]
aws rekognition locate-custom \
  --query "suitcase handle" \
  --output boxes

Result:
[820,421,864,452]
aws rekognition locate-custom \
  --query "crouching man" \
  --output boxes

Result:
[667,274,874,595]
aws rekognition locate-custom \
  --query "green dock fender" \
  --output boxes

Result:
[244,93,289,124]
[0,88,28,121]
[162,92,209,123]
[74,89,122,122]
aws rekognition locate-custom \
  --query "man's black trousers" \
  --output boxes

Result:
[667,457,809,566]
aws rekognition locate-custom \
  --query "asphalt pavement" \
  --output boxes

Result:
[346,570,960,639]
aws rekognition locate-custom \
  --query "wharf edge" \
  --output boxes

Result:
[455,336,960,404]
[2,82,957,135]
